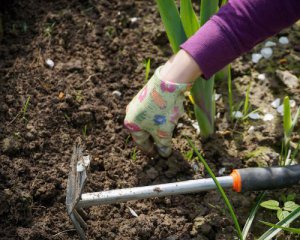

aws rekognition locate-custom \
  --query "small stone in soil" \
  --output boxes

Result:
[248,112,261,120]
[260,47,273,59]
[276,70,299,89]
[45,58,54,68]
[112,90,122,97]
[248,126,255,134]
[251,53,263,63]
[263,113,274,121]
[257,73,266,80]
[214,93,221,101]
[232,111,243,119]
[265,41,276,47]
[279,36,289,45]
[276,104,284,115]
[271,98,281,108]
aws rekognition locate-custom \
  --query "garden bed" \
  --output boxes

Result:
[0,0,299,239]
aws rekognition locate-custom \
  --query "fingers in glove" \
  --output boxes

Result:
[131,131,155,155]
[152,132,172,158]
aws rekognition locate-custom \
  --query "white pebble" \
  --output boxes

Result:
[271,98,281,108]
[265,41,276,47]
[248,126,255,134]
[257,73,266,80]
[263,113,274,121]
[45,58,54,68]
[218,167,226,175]
[248,112,261,120]
[252,53,263,63]
[112,90,122,97]
[279,36,289,45]
[191,121,200,135]
[215,93,222,101]
[260,47,273,59]
[277,104,284,115]
[233,111,243,119]
[130,17,139,23]
[127,207,138,217]
[177,123,183,129]
[289,100,296,108]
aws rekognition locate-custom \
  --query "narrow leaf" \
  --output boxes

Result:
[260,220,300,234]
[258,207,300,240]
[200,0,219,26]
[283,96,292,141]
[187,138,243,239]
[156,0,187,53]
[243,82,251,116]
[242,192,266,239]
[180,0,199,37]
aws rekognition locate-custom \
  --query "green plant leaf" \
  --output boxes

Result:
[283,96,292,142]
[180,0,199,37]
[187,138,243,240]
[144,59,151,83]
[284,201,299,212]
[286,193,296,202]
[260,200,280,210]
[242,191,266,239]
[277,209,290,221]
[243,82,251,116]
[260,220,300,234]
[156,0,187,53]
[258,206,300,240]
[200,0,219,26]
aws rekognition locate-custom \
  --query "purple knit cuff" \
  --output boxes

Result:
[180,17,238,79]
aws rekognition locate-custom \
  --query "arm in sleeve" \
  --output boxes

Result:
[181,0,300,79]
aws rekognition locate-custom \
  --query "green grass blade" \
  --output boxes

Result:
[187,138,243,239]
[243,82,251,116]
[200,0,218,26]
[260,221,300,234]
[156,0,187,53]
[144,59,151,83]
[180,0,199,37]
[242,191,266,239]
[227,64,233,120]
[258,207,300,240]
[283,96,292,142]
[291,107,300,134]
[191,76,215,137]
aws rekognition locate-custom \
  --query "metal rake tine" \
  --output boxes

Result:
[73,209,88,229]
[77,208,88,220]
[70,212,86,240]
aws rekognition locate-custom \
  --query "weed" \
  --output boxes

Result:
[144,58,151,83]
[82,125,88,137]
[131,147,137,161]
[44,22,55,37]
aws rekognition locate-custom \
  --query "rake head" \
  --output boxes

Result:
[66,139,91,240]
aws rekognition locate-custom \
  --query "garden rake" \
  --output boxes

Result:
[66,143,300,240]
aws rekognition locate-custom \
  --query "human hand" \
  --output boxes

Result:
[124,66,191,157]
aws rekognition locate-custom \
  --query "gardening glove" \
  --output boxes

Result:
[124,66,191,158]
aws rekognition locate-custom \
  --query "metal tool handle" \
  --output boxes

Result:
[231,164,300,192]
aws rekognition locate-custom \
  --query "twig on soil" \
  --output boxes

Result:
[79,73,102,87]
[52,229,76,239]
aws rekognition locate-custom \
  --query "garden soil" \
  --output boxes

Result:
[0,1,300,240]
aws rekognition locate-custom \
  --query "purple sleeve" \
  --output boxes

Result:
[181,0,300,79]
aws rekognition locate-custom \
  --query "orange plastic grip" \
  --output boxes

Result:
[230,169,242,192]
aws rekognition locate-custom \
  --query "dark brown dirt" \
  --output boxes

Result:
[0,1,300,240]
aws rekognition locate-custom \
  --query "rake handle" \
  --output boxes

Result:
[231,164,300,192]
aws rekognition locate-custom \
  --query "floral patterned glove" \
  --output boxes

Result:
[124,66,191,157]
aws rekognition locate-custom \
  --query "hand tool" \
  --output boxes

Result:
[66,143,300,239]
